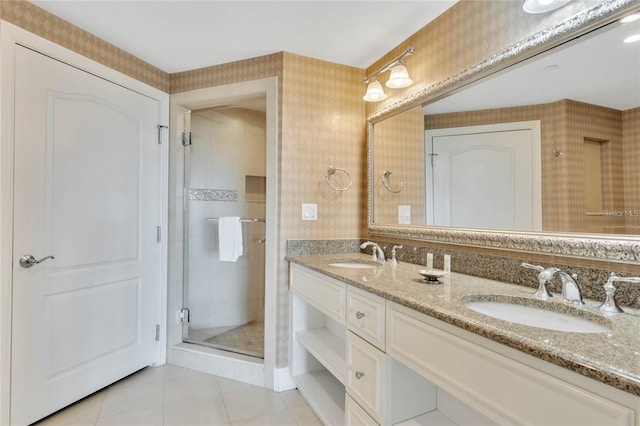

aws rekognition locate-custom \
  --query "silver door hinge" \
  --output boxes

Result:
[429,152,438,167]
[157,125,168,144]
[181,131,192,146]
[156,226,161,243]
[179,308,190,323]
[155,324,160,341]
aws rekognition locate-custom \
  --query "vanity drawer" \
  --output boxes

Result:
[346,331,386,424]
[345,394,379,426]
[290,264,346,323]
[386,302,635,426]
[347,286,386,350]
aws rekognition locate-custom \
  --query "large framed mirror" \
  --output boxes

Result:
[368,0,640,262]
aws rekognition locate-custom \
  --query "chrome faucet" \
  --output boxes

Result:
[360,241,385,262]
[521,263,559,300]
[555,271,584,306]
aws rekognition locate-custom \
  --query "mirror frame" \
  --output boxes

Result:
[368,0,640,263]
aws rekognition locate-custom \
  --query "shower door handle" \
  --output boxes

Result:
[19,254,55,268]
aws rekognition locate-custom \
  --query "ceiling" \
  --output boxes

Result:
[30,0,457,74]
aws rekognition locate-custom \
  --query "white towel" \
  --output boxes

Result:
[218,217,243,262]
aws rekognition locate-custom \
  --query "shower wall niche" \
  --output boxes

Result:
[183,103,266,358]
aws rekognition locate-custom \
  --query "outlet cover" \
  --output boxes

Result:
[302,203,318,221]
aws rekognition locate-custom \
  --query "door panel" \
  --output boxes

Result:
[426,122,541,231]
[11,45,161,425]
[51,94,140,266]
[47,279,139,375]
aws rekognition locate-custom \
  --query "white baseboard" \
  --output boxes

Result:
[273,367,296,392]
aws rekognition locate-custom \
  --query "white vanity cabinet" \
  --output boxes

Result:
[387,301,637,426]
[290,264,448,425]
[290,262,640,425]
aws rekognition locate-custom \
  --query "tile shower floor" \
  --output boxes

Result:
[203,321,264,358]
[34,365,321,426]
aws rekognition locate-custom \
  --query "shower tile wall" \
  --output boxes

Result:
[187,108,266,336]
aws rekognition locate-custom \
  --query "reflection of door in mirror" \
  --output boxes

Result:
[425,121,542,231]
[424,99,633,234]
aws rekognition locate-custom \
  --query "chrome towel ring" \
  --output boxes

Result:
[382,170,403,193]
[325,166,352,191]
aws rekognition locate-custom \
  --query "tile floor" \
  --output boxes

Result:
[34,365,321,426]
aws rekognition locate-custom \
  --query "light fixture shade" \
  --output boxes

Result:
[363,80,387,102]
[385,64,413,89]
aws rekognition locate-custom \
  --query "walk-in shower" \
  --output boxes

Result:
[182,100,266,358]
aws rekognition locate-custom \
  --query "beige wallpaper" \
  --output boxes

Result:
[425,100,627,234]
[373,105,425,224]
[623,107,640,233]
[169,54,283,94]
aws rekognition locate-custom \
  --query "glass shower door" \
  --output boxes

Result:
[182,103,267,359]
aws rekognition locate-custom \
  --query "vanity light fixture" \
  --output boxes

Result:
[363,77,388,102]
[523,0,571,14]
[363,47,414,102]
[386,61,413,89]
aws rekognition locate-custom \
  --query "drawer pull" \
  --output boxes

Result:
[356,311,366,319]
[355,371,365,380]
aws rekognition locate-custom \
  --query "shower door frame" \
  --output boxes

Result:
[168,77,279,389]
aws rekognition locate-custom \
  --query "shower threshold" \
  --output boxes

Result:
[183,339,263,359]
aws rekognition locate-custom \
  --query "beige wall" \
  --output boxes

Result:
[374,105,425,224]
[623,107,640,233]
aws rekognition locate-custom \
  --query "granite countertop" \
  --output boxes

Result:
[287,253,640,397]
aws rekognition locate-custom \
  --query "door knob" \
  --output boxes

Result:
[19,254,54,268]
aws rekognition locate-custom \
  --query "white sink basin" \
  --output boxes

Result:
[328,262,377,269]
[464,300,611,333]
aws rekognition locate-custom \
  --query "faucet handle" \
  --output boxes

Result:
[598,272,640,313]
[391,245,403,265]
[521,263,559,300]
[521,262,544,272]
[371,250,378,262]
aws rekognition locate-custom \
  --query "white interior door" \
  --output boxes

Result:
[426,122,541,231]
[11,45,162,425]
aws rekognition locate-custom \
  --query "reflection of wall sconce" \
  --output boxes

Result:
[363,47,414,102]
[382,170,403,193]
[523,0,571,14]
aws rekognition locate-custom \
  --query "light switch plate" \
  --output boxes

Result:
[302,203,318,221]
[398,205,411,224]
